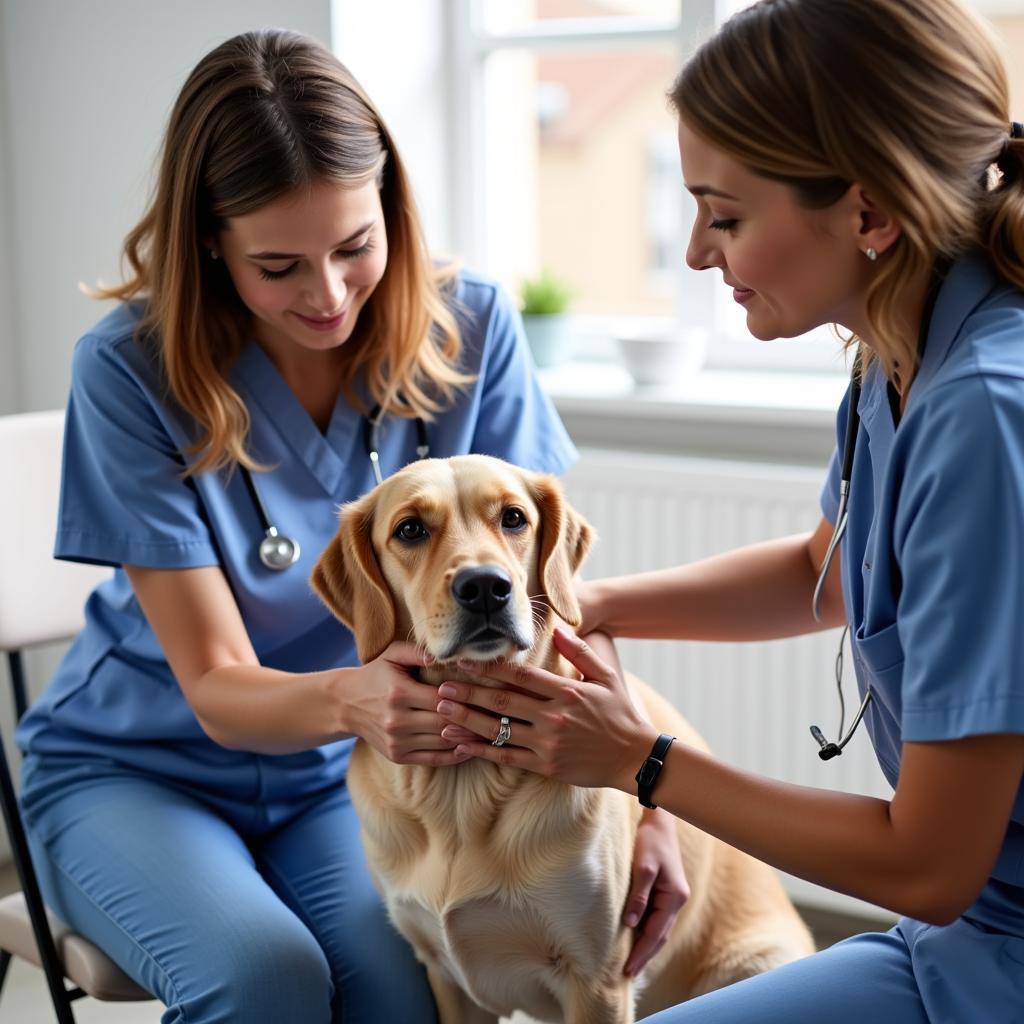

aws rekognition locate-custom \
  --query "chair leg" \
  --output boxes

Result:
[8,650,28,722]
[0,687,77,1023]
[51,980,79,1023]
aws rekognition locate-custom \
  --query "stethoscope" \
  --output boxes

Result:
[809,353,872,761]
[239,404,429,571]
[807,260,945,761]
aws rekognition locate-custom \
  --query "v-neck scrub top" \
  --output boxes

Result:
[17,269,577,806]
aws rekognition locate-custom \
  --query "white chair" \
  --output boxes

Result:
[0,409,153,1021]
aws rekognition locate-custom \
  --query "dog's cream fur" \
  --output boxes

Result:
[312,455,814,1024]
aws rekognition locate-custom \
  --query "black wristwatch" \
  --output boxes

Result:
[634,733,675,809]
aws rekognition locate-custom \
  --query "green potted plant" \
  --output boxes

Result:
[519,270,574,369]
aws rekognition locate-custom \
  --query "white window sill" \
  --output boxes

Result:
[539,360,847,466]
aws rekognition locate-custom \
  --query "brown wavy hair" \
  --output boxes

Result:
[670,0,1024,381]
[96,29,472,474]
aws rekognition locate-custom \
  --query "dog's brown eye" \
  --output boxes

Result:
[501,507,527,532]
[394,518,428,543]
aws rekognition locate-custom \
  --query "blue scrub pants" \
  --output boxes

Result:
[639,901,1024,1023]
[638,930,930,1023]
[19,756,437,1024]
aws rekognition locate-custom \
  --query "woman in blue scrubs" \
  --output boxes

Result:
[14,28,688,1024]
[436,0,1024,1019]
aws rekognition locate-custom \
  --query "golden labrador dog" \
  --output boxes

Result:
[312,455,814,1024]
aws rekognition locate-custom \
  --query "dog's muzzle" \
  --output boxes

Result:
[447,564,531,657]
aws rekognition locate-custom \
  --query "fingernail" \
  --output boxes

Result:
[437,700,455,715]
[455,745,471,755]
[438,683,458,698]
[624,912,639,927]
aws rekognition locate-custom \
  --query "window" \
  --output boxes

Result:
[449,0,846,374]
[447,0,699,365]
[447,1,1024,377]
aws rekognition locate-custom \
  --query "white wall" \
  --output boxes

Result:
[0,3,20,415]
[0,0,334,416]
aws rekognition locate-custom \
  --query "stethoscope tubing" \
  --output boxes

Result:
[812,354,861,623]
[810,352,872,760]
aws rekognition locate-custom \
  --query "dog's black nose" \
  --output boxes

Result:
[452,565,513,615]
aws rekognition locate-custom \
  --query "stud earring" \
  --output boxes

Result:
[864,247,878,262]
[208,249,220,261]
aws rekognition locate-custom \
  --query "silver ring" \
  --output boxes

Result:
[492,716,512,747]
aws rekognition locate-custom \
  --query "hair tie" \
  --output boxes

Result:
[997,122,1024,166]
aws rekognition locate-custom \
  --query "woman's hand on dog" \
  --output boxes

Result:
[435,626,660,793]
[347,641,474,766]
[623,810,690,975]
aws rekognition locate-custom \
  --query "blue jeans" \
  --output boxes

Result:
[19,755,437,1024]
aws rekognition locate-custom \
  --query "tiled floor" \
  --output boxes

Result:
[0,861,889,1023]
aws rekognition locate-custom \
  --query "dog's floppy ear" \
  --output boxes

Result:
[527,472,594,627]
[310,497,396,664]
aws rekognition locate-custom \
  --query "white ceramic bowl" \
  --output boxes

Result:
[616,324,707,387]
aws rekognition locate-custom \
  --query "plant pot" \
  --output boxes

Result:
[522,314,571,369]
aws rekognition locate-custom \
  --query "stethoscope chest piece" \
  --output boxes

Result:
[259,527,300,571]
[240,466,302,572]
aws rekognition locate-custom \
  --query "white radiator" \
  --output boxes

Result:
[563,449,895,920]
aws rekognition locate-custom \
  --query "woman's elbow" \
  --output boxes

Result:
[910,900,967,927]
[195,714,243,751]
[898,870,982,926]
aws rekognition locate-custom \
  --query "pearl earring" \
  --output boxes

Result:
[209,249,219,260]
[864,247,878,262]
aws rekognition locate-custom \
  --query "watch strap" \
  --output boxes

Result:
[634,733,675,809]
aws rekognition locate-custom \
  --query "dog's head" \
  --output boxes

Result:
[311,455,593,665]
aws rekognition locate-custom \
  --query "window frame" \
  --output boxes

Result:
[443,1,844,377]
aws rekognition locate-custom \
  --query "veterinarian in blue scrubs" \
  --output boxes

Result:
[435,1,1024,1019]
[14,29,690,1024]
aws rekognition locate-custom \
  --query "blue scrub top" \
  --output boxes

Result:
[17,269,577,803]
[821,251,1024,902]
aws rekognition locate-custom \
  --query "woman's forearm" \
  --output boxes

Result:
[589,530,841,642]
[191,664,355,754]
[632,742,908,909]
[612,733,985,925]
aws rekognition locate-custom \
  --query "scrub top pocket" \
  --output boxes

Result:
[851,619,905,786]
